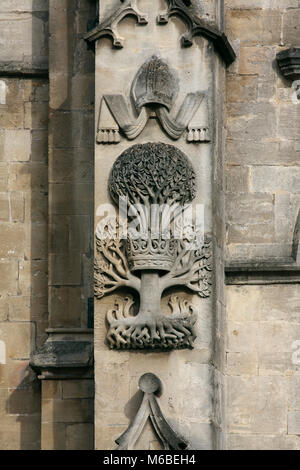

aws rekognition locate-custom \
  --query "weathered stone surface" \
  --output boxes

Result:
[2,130,31,162]
[238,46,276,76]
[226,286,261,321]
[227,376,287,434]
[0,193,9,220]
[226,10,281,46]
[0,414,41,450]
[0,223,24,258]
[227,223,275,244]
[278,104,300,140]
[10,192,24,222]
[62,380,94,400]
[49,148,93,184]
[0,261,18,294]
[49,254,81,286]
[227,102,277,140]
[0,1,48,13]
[24,222,48,260]
[289,377,300,410]
[227,321,260,353]
[9,295,47,322]
[50,111,93,149]
[41,422,66,451]
[282,10,300,46]
[18,260,47,296]
[49,287,82,328]
[226,193,274,225]
[42,398,93,424]
[0,13,48,68]
[9,163,47,192]
[31,130,48,163]
[24,102,48,130]
[226,166,250,193]
[226,0,300,7]
[25,191,48,223]
[227,75,258,103]
[251,166,300,194]
[288,411,300,435]
[0,163,8,191]
[228,433,300,451]
[49,183,92,216]
[0,322,35,359]
[66,423,94,450]
[8,387,41,415]
[226,352,258,376]
[0,0,96,453]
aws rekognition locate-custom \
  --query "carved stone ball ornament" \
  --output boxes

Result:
[94,143,212,350]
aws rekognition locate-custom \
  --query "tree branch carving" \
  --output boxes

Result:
[94,143,212,350]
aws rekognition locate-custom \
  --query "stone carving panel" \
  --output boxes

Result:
[94,143,212,350]
[97,56,209,144]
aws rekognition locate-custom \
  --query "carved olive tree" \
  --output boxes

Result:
[95,143,212,349]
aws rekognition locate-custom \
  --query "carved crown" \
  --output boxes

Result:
[110,142,196,272]
[126,237,177,272]
[132,56,179,111]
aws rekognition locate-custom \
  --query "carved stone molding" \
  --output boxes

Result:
[276,48,300,81]
[116,373,189,450]
[30,329,94,380]
[97,56,208,143]
[94,143,212,350]
[157,0,236,65]
[85,1,235,65]
[84,0,148,48]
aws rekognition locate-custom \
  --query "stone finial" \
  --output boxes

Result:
[116,373,189,450]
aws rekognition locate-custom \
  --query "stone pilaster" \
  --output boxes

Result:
[88,0,234,450]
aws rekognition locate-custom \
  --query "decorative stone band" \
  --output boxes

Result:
[116,373,189,450]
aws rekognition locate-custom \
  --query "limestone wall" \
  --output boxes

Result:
[0,0,49,450]
[225,0,300,261]
[225,0,300,450]
[226,284,300,449]
[0,0,299,451]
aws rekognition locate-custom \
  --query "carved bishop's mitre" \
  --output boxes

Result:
[132,56,179,111]
[109,143,196,272]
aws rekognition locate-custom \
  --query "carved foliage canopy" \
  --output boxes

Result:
[109,142,196,207]
[94,143,212,350]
